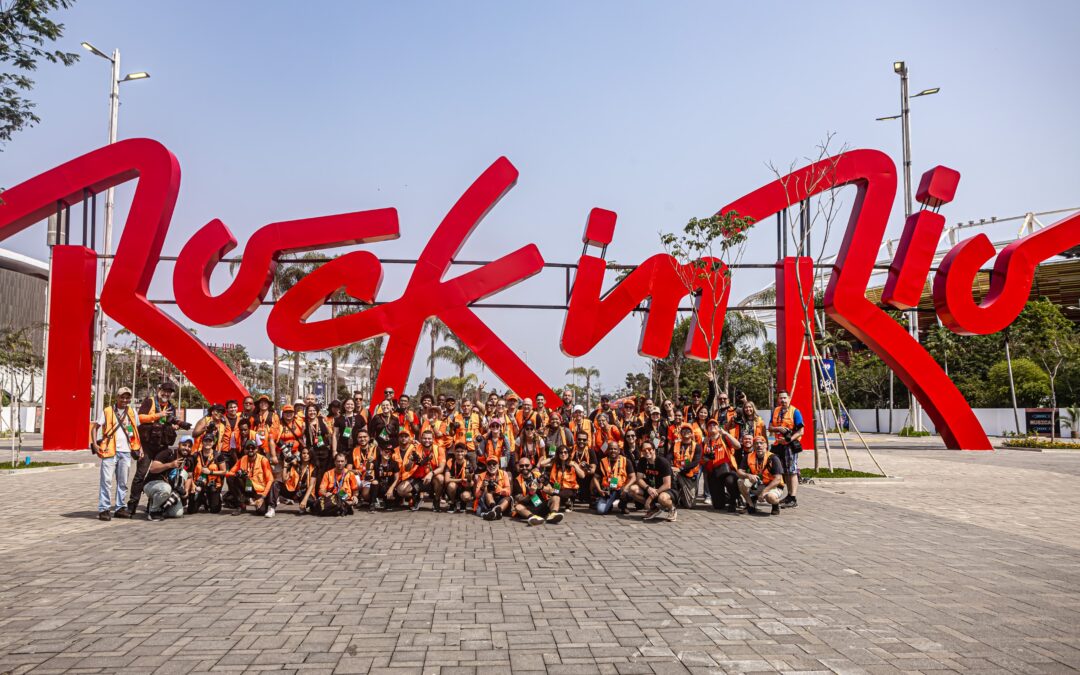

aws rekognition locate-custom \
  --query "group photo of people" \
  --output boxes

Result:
[90,374,805,525]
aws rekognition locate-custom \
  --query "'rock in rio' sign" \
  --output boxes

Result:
[1,139,1077,451]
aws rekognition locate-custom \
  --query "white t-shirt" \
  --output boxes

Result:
[96,406,135,454]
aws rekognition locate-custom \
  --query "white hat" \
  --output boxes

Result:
[573,404,585,413]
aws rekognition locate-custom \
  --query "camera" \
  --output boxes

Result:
[165,414,193,431]
[281,444,297,465]
[703,450,715,461]
[484,479,496,492]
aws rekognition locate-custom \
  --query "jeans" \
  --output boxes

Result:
[144,480,185,518]
[593,489,621,515]
[98,451,132,513]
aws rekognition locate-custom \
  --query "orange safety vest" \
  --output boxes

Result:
[599,455,629,489]
[703,437,736,472]
[230,454,274,495]
[421,418,452,452]
[319,469,359,498]
[285,463,314,492]
[592,424,622,451]
[97,405,142,458]
[194,451,224,489]
[549,463,579,490]
[747,450,783,487]
[673,438,700,477]
[771,405,797,444]
[454,412,482,450]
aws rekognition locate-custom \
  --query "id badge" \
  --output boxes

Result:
[499,456,507,469]
[547,445,556,457]
[379,428,389,441]
[465,431,473,442]
[530,494,541,507]
[338,489,347,499]
[552,482,561,492]
[125,424,134,435]
[609,476,619,489]
[343,427,352,439]
[245,478,254,491]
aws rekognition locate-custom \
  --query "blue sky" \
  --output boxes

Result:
[2,1,1078,395]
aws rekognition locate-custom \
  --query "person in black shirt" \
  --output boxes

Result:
[510,458,548,525]
[188,431,225,514]
[368,400,400,451]
[625,440,676,522]
[332,397,365,458]
[369,444,400,511]
[127,380,181,517]
[142,434,194,521]
[443,443,474,514]
[303,403,332,485]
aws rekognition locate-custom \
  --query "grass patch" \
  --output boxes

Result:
[1002,437,1080,450]
[0,461,71,470]
[801,468,885,479]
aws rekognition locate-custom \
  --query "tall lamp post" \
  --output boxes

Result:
[81,42,150,414]
[876,60,939,433]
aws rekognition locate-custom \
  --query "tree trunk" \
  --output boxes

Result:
[430,331,436,397]
[272,345,280,406]
[330,351,338,402]
[291,351,301,401]
[672,361,681,404]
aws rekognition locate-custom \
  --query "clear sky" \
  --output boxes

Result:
[2,1,1078,395]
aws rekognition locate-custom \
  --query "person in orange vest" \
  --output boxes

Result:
[671,424,702,509]
[280,445,317,514]
[189,431,225,515]
[510,457,548,526]
[452,399,483,468]
[395,428,444,511]
[478,418,510,468]
[702,419,740,513]
[625,440,676,521]
[209,439,277,517]
[737,436,786,515]
[569,429,598,509]
[315,452,360,516]
[475,455,512,521]
[568,405,593,446]
[592,440,636,515]
[90,386,142,521]
[768,390,804,509]
[276,404,304,463]
[443,443,474,514]
[396,394,421,439]
[592,412,623,453]
[542,446,582,523]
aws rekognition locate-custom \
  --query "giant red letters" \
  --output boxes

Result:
[1,139,1077,450]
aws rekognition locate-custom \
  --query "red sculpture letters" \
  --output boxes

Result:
[0,139,1076,451]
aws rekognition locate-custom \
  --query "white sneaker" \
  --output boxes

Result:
[666,507,678,522]
[264,507,275,518]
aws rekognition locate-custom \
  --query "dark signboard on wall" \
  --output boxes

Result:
[1025,408,1060,436]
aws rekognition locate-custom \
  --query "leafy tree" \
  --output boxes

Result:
[0,0,79,148]
[716,312,765,397]
[432,333,480,398]
[988,357,1050,408]
[354,336,385,399]
[837,351,890,410]
[0,325,42,465]
[425,318,450,397]
[1012,299,1078,423]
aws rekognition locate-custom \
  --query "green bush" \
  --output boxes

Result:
[801,468,885,479]
[1002,437,1080,450]
[899,426,930,437]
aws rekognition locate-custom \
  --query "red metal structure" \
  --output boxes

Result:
[1,139,1076,451]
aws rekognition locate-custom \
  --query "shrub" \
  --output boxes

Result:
[899,426,930,437]
[1002,437,1080,450]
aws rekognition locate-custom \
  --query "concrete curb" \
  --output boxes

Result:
[806,476,904,485]
[0,462,95,476]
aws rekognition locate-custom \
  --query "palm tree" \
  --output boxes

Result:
[354,336,386,399]
[566,365,600,409]
[924,323,961,376]
[717,313,766,397]
[229,252,319,404]
[432,334,481,398]
[426,318,451,397]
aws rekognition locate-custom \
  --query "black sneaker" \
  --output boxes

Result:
[98,511,112,522]
[727,503,738,514]
[771,504,781,515]
[113,508,131,519]
[447,503,457,514]
[433,504,443,513]
[495,510,503,520]
[482,510,497,521]
[746,504,758,515]
[410,498,421,512]
[782,496,798,509]
[147,510,163,522]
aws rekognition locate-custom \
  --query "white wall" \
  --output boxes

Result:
[843,408,1070,436]
[0,406,37,433]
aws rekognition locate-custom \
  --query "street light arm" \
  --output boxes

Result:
[81,41,112,61]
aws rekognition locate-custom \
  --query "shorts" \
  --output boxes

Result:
[519,499,550,518]
[772,444,798,473]
[740,477,788,503]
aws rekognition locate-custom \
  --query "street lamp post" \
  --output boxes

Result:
[877,60,939,433]
[81,42,149,414]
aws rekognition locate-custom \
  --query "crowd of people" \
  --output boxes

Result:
[90,375,805,524]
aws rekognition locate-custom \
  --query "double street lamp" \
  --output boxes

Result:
[876,60,939,433]
[81,41,150,414]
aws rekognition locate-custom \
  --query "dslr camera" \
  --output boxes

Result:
[165,414,193,431]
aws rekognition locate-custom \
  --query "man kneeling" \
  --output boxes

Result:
[314,453,359,516]
[206,440,278,517]
[624,441,676,522]
[475,455,511,520]
[510,458,549,526]
[737,436,786,515]
[143,434,195,521]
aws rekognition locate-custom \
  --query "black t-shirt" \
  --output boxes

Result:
[147,448,182,483]
[374,458,400,483]
[635,456,673,489]
[334,415,365,453]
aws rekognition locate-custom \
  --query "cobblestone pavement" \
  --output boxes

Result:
[1,450,1079,675]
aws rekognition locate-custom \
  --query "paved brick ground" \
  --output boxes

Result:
[1,448,1079,674]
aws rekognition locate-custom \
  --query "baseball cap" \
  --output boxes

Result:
[489,418,502,426]
[485,455,499,464]
[244,439,258,449]
[573,404,585,413]
[159,380,177,392]
[281,404,294,412]
[116,386,132,396]
[179,435,194,445]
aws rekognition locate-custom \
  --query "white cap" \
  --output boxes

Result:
[573,404,585,413]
